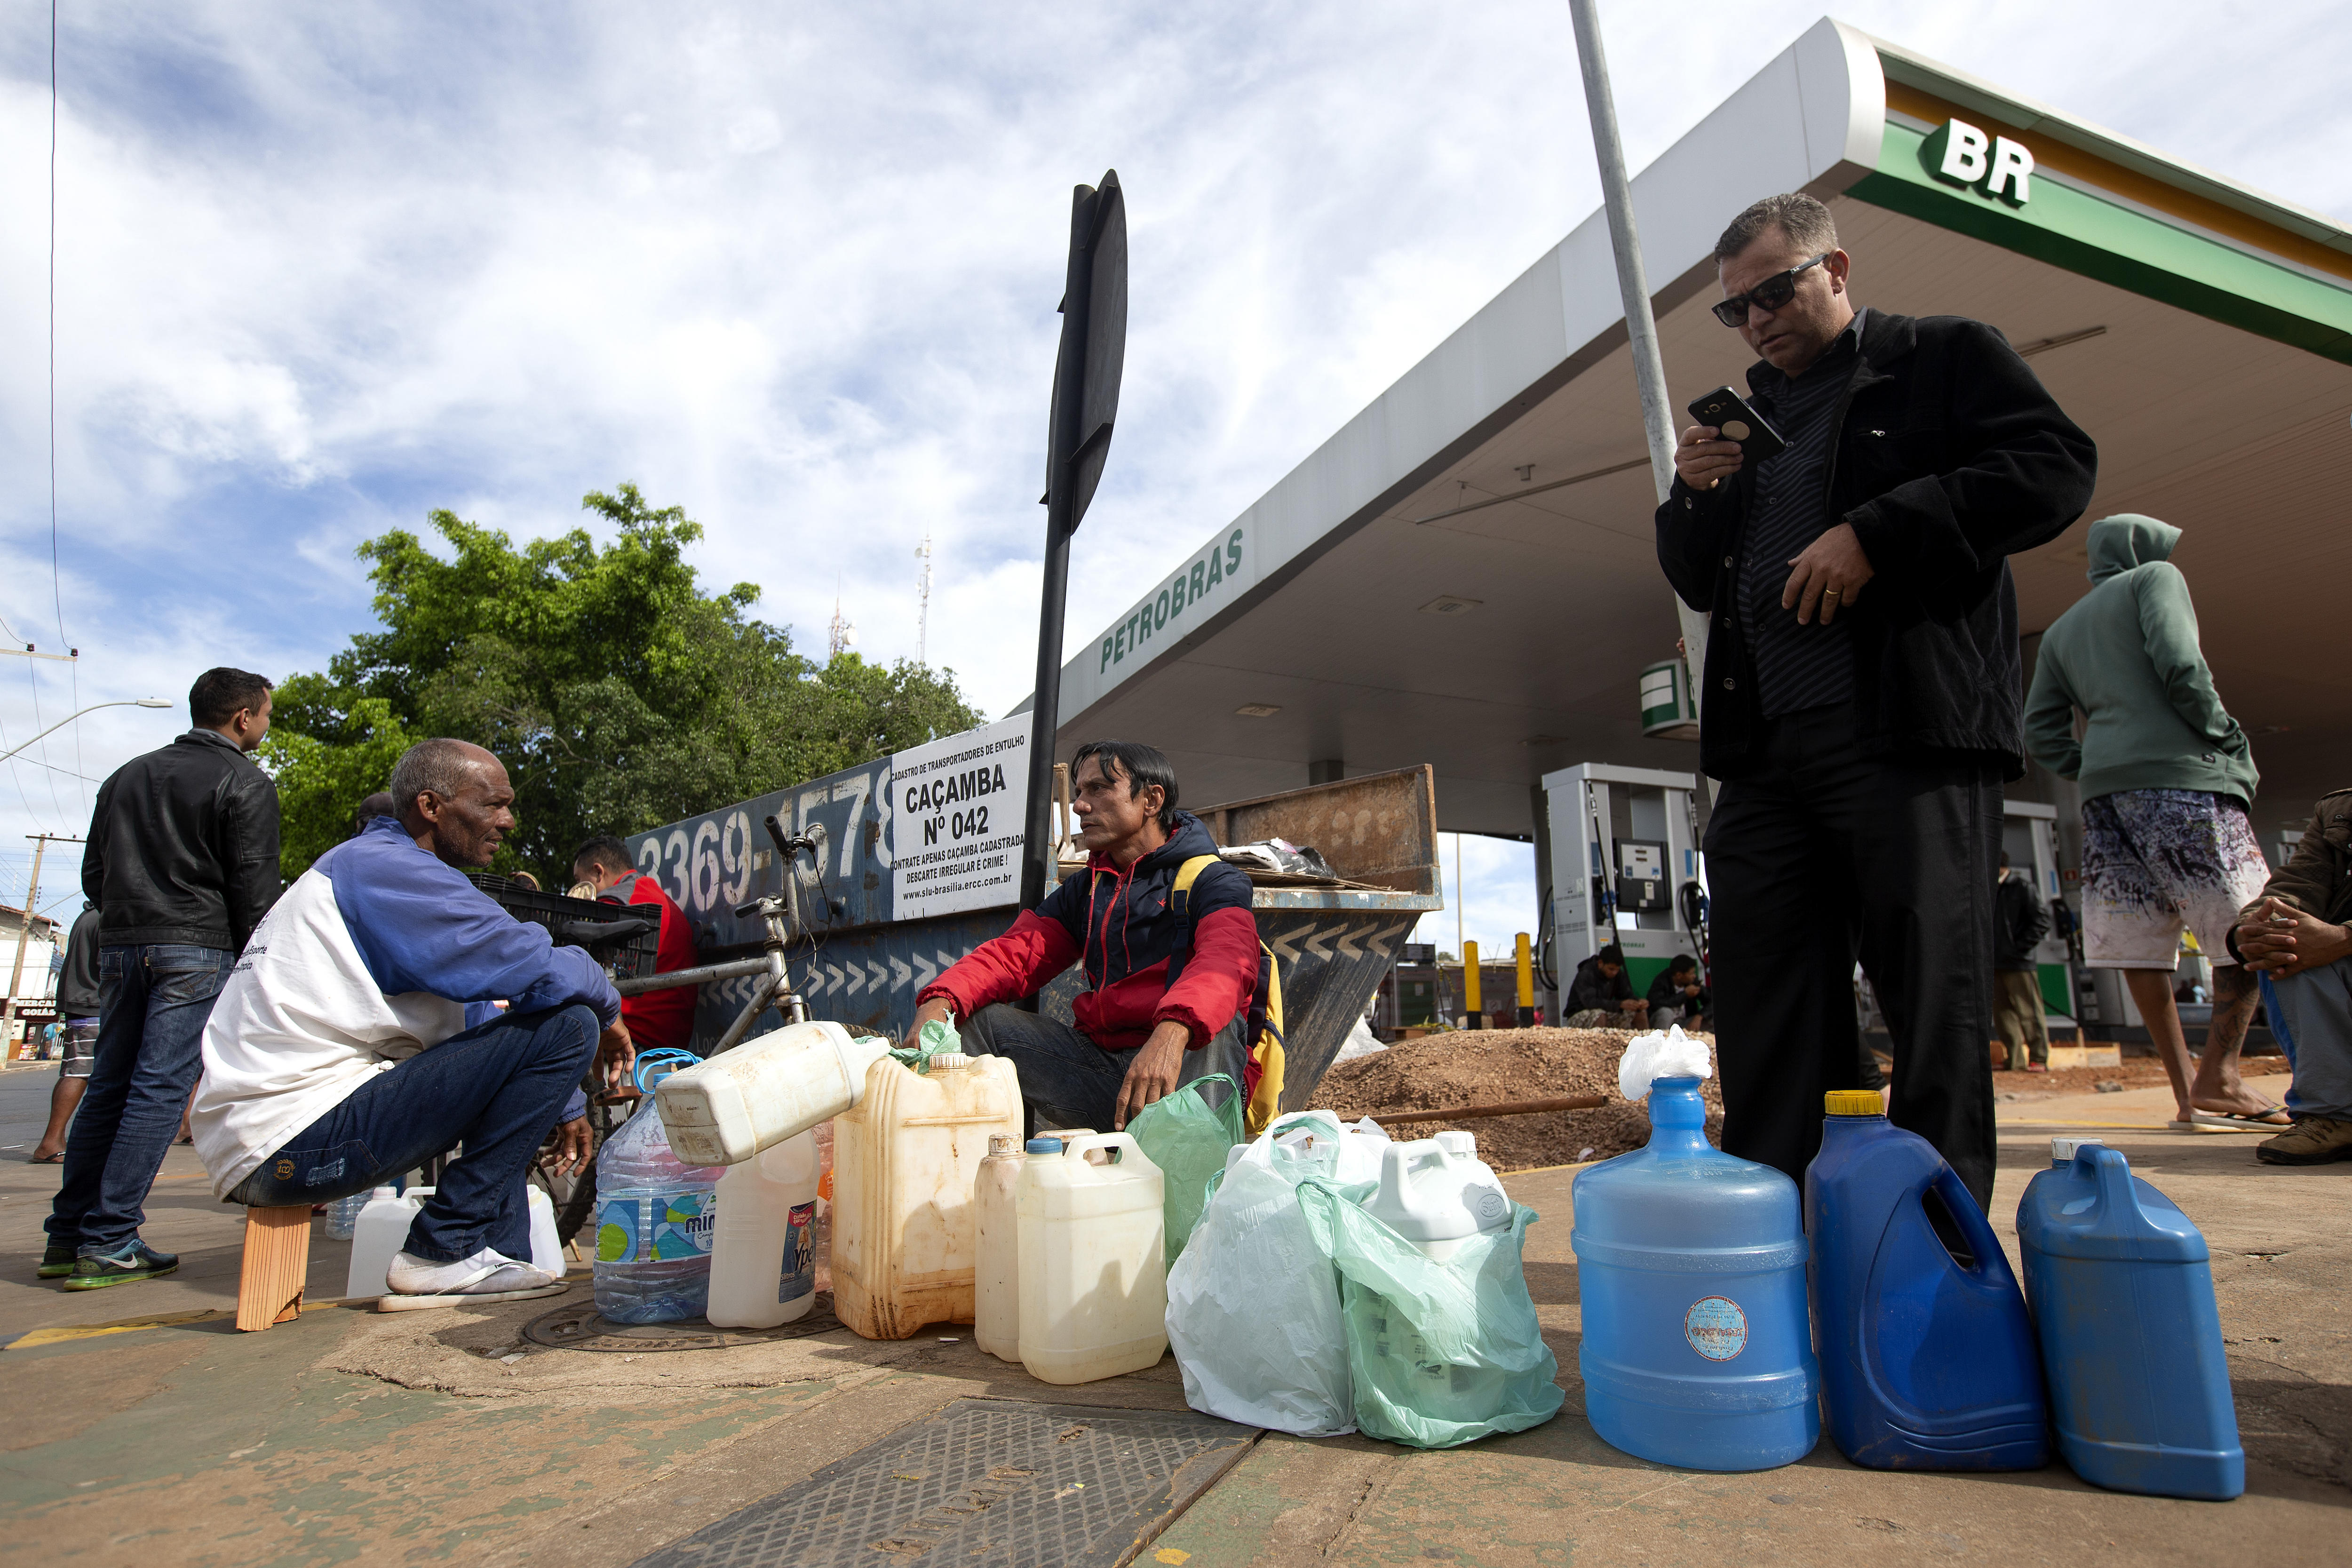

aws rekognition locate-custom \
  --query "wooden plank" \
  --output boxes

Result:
[1193,765,1439,896]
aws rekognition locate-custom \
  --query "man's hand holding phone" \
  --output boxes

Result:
[1675,424,1744,492]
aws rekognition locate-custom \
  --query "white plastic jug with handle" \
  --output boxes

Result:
[1361,1130,1512,1260]
[707,1128,820,1329]
[653,1020,894,1168]
[834,1051,1024,1339]
[345,1183,564,1299]
[1016,1130,1168,1385]
[972,1133,1030,1362]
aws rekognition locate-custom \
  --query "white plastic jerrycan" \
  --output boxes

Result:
[1016,1130,1168,1385]
[973,1134,1031,1363]
[344,1183,564,1299]
[654,1020,894,1168]
[707,1127,821,1329]
[834,1051,1024,1339]
[1361,1130,1513,1260]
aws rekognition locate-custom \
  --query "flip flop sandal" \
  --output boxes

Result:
[376,1279,571,1313]
[29,1151,64,1164]
[2188,1110,2292,1131]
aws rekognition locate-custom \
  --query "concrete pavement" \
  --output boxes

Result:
[1,1063,2344,1566]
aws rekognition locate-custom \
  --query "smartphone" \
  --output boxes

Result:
[1686,386,1788,463]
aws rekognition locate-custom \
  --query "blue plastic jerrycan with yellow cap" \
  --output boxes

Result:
[1571,1075,1820,1471]
[2017,1138,2243,1500]
[1805,1091,2049,1470]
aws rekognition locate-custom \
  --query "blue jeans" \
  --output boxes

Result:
[226,1005,600,1264]
[959,1004,1229,1134]
[48,944,232,1256]
[2262,961,2352,1122]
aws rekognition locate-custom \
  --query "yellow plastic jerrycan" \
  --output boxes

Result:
[1016,1130,1168,1384]
[832,1050,1023,1340]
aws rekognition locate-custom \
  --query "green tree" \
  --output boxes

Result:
[266,484,984,882]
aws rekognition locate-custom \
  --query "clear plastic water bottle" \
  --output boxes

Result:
[594,1099,725,1324]
[325,1191,371,1242]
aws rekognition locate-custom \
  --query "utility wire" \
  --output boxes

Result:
[52,2,83,824]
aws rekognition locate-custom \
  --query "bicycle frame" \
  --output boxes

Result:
[610,816,827,1054]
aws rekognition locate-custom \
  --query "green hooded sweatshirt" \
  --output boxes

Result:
[2025,515,2256,807]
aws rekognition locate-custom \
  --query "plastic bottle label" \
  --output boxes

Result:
[595,1192,719,1263]
[1684,1295,1748,1361]
[779,1201,817,1304]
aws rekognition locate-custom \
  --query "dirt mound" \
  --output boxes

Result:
[1308,1026,1722,1172]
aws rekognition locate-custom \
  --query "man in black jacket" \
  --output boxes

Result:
[1994,852,2053,1072]
[1657,194,2095,1211]
[42,668,282,1288]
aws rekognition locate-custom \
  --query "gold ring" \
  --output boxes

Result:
[1823,588,1841,599]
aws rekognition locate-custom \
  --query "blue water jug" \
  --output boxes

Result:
[1805,1091,2048,1469]
[2016,1138,2243,1500]
[1572,1075,1819,1471]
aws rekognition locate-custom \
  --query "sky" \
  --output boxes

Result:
[2,0,2347,954]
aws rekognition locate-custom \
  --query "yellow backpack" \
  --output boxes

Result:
[1171,855,1286,1134]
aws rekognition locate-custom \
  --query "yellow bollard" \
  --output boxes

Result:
[1462,940,1483,1029]
[1515,933,1536,1027]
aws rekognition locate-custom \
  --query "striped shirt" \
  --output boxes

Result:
[1739,308,1866,719]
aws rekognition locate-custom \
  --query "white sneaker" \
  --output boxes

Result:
[378,1247,567,1311]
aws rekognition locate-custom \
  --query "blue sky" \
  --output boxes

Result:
[2,1,2348,943]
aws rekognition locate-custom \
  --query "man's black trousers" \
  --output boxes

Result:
[1703,702,2002,1211]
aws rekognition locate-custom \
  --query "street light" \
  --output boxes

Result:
[0,699,173,766]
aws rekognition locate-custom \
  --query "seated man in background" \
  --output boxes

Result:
[194,739,632,1304]
[1565,944,1648,1029]
[1993,851,2053,1072]
[905,740,1259,1133]
[1646,953,1708,1032]
[2228,788,2352,1166]
[572,836,701,1057]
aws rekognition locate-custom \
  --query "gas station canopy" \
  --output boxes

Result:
[1033,17,2352,837]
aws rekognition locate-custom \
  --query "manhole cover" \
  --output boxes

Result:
[629,1396,1257,1567]
[523,1294,845,1353]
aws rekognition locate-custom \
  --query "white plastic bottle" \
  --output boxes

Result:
[594,1101,725,1324]
[1016,1130,1168,1385]
[707,1128,821,1329]
[973,1134,1033,1362]
[1362,1130,1512,1259]
[654,1020,894,1167]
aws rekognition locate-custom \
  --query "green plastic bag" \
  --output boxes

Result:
[1127,1073,1245,1264]
[1293,1180,1564,1449]
[889,1017,960,1075]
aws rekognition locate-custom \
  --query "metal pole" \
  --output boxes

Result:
[2,835,52,1051]
[1566,0,1712,739]
[1019,183,1100,917]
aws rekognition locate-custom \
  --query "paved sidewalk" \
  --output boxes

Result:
[1,1078,2344,1566]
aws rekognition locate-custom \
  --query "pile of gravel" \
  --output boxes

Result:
[1306,1026,1723,1171]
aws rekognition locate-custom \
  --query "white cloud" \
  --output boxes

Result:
[0,0,2344,858]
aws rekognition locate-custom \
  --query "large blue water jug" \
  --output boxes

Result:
[1572,1075,1819,1471]
[1805,1092,2048,1469]
[2016,1139,2243,1500]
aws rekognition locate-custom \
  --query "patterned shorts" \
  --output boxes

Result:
[2081,790,2269,970]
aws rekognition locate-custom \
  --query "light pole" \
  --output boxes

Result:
[0,698,171,766]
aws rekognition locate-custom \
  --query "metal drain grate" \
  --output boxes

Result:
[523,1294,845,1353]
[629,1397,1257,1568]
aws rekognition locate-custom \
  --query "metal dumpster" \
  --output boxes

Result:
[625,763,1441,1112]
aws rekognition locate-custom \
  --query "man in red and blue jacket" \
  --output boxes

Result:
[907,740,1258,1132]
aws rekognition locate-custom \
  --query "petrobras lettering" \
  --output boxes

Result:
[1070,525,1256,710]
[890,714,1033,921]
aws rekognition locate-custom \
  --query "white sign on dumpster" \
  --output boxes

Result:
[889,715,1032,920]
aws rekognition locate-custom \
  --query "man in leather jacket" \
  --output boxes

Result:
[1656,193,2095,1213]
[43,668,282,1289]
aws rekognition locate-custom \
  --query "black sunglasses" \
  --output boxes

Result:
[1711,253,1831,327]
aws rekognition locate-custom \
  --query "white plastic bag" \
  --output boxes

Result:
[1165,1109,1389,1436]
[1333,1018,1389,1064]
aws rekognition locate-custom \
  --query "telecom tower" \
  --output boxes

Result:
[914,533,934,665]
[827,583,855,659]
